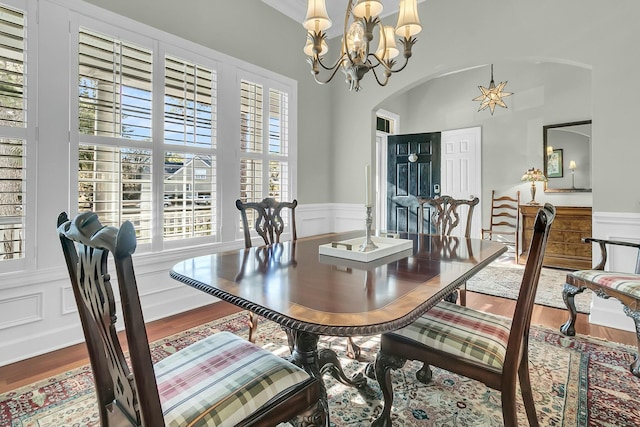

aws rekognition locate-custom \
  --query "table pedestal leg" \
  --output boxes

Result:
[286,329,329,426]
[318,347,368,388]
[285,329,368,425]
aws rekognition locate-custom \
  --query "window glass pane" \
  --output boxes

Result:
[78,29,152,140]
[268,160,288,199]
[0,5,25,128]
[0,138,24,260]
[164,56,216,148]
[78,144,152,243]
[239,158,262,228]
[163,152,215,239]
[240,80,263,153]
[268,89,287,155]
[0,4,25,262]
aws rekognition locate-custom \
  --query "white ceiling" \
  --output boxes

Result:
[262,0,427,39]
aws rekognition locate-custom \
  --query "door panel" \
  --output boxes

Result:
[387,133,441,233]
[441,127,482,238]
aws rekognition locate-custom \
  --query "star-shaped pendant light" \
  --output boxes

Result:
[473,64,512,115]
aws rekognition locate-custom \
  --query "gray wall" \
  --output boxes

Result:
[85,0,640,216]
[327,1,640,215]
[378,61,593,220]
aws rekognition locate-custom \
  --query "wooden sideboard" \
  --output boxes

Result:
[519,205,592,270]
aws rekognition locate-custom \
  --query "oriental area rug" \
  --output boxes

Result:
[467,261,593,314]
[2,311,638,427]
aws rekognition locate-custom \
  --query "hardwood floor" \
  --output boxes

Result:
[0,293,636,394]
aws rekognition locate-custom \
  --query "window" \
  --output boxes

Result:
[239,80,290,230]
[0,4,26,261]
[72,13,293,252]
[163,55,216,240]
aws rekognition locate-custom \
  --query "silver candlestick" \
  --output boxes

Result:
[359,206,378,252]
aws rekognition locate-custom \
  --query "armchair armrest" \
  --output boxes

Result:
[583,237,640,272]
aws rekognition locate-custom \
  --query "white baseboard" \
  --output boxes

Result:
[588,211,640,333]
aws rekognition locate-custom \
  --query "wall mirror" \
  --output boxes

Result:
[543,120,592,192]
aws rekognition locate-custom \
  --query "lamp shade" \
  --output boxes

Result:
[396,0,422,38]
[376,25,399,61]
[303,0,332,32]
[353,0,384,19]
[521,167,548,182]
[569,160,577,170]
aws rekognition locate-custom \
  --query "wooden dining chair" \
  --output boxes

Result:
[236,197,361,358]
[482,190,521,262]
[236,197,298,343]
[236,197,297,248]
[370,203,555,427]
[418,195,480,305]
[57,211,323,427]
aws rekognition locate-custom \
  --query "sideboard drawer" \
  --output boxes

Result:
[519,205,592,270]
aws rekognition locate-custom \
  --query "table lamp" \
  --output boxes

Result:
[521,167,547,204]
[569,160,577,188]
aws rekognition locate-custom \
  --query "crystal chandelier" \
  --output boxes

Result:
[303,0,422,92]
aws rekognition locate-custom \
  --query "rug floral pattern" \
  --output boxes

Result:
[467,262,593,314]
[1,312,637,427]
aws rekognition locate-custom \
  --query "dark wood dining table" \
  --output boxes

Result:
[170,230,506,425]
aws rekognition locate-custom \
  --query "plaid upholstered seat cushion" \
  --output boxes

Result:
[155,331,311,427]
[571,270,640,299]
[389,301,511,369]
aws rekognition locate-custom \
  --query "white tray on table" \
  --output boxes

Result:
[318,236,414,263]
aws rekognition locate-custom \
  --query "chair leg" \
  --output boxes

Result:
[371,350,406,427]
[346,337,361,359]
[623,306,640,377]
[559,283,585,336]
[248,311,259,343]
[415,363,433,384]
[459,282,467,307]
[500,383,519,427]
[518,357,539,427]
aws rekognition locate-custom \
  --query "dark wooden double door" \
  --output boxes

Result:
[387,132,441,233]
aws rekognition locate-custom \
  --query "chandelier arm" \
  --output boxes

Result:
[315,53,348,72]
[310,59,346,85]
[369,65,390,87]
[367,53,411,74]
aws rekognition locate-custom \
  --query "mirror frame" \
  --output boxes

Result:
[543,120,592,193]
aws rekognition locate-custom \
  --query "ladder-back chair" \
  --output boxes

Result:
[482,190,520,262]
[57,211,323,426]
[371,204,555,427]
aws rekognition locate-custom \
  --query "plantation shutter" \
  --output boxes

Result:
[238,80,290,230]
[77,28,154,242]
[0,4,26,261]
[163,55,217,240]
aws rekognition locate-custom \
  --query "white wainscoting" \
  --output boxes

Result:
[0,203,363,367]
[3,205,636,366]
[588,211,640,332]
